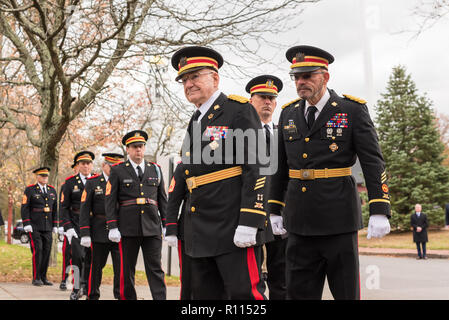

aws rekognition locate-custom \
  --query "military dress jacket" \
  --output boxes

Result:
[21,184,58,232]
[61,173,88,233]
[79,173,111,243]
[105,160,167,237]
[165,162,188,241]
[268,89,391,236]
[411,213,428,243]
[180,92,267,258]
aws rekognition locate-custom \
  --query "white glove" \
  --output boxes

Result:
[66,228,78,244]
[162,227,166,238]
[367,214,390,239]
[58,227,65,235]
[108,228,121,243]
[270,214,287,235]
[233,225,258,248]
[24,225,33,233]
[80,236,92,248]
[52,227,58,234]
[165,235,178,248]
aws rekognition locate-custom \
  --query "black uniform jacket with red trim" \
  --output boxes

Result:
[61,173,89,233]
[180,92,269,258]
[105,160,167,237]
[268,89,391,236]
[21,183,58,231]
[79,173,112,243]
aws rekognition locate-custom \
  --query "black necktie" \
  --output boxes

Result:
[264,124,271,156]
[307,106,318,130]
[42,186,47,195]
[192,110,201,122]
[137,165,143,181]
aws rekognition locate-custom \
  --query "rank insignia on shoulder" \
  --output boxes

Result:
[343,94,367,105]
[228,94,249,103]
[281,98,301,109]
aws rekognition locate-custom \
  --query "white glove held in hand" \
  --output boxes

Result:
[66,228,78,244]
[367,214,390,239]
[270,214,287,235]
[24,225,33,233]
[233,225,258,248]
[108,228,121,243]
[165,235,178,248]
[80,236,91,248]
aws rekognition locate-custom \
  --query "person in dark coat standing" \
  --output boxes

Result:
[411,204,428,260]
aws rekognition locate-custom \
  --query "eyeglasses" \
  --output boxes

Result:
[290,71,326,81]
[177,71,215,84]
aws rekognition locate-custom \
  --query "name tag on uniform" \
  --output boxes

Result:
[123,179,133,184]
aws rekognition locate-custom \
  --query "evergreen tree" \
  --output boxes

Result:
[375,65,449,230]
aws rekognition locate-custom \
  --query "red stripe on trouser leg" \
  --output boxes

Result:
[118,240,126,300]
[246,247,264,300]
[29,233,37,280]
[177,240,182,300]
[87,244,93,299]
[61,237,67,280]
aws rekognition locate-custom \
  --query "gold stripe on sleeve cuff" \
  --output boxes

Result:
[240,208,266,216]
[369,199,391,205]
[268,200,285,207]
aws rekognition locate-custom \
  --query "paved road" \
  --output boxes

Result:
[2,254,449,300]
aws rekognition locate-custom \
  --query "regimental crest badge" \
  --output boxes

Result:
[179,57,188,68]
[329,142,339,152]
[266,79,274,88]
[296,52,305,62]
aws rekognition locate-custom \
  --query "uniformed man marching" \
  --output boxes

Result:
[268,45,391,300]
[59,161,78,291]
[79,153,124,300]
[246,75,288,300]
[166,46,267,300]
[61,151,95,300]
[21,167,58,286]
[105,130,167,300]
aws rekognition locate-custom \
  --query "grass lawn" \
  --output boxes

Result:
[0,240,179,286]
[358,228,449,250]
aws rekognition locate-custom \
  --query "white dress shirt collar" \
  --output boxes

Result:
[305,88,331,117]
[196,90,221,122]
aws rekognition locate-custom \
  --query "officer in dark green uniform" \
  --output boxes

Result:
[21,167,58,286]
[61,151,95,300]
[105,130,167,300]
[268,45,391,300]
[79,153,124,300]
[169,46,267,300]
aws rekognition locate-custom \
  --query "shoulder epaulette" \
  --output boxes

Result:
[65,174,75,181]
[88,174,100,180]
[343,94,367,105]
[228,94,249,104]
[150,162,161,167]
[48,185,56,189]
[281,98,301,109]
[27,184,36,188]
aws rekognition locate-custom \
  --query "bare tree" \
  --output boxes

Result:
[411,0,449,37]
[0,0,319,185]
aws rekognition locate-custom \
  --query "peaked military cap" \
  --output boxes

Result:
[245,75,283,97]
[74,151,95,163]
[286,45,334,74]
[33,167,50,176]
[171,46,224,81]
[122,130,148,146]
[102,153,124,165]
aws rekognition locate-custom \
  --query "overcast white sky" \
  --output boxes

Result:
[205,0,449,123]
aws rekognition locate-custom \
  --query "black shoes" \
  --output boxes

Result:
[32,279,43,286]
[70,289,82,300]
[60,281,67,291]
[42,279,53,286]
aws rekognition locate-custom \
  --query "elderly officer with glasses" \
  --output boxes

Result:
[165,46,268,300]
[267,45,391,300]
